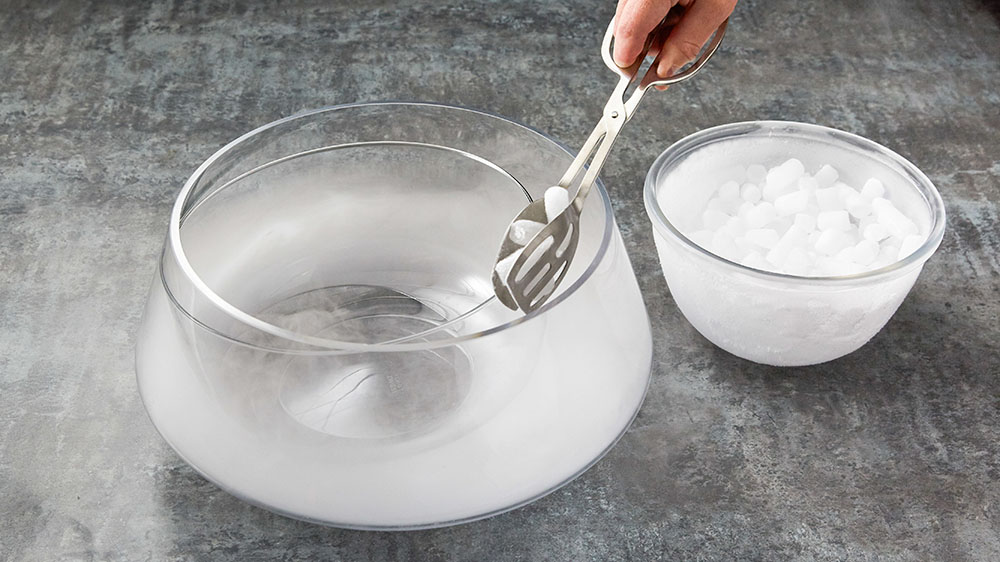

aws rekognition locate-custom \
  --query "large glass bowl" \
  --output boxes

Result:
[136,102,652,529]
[644,121,945,367]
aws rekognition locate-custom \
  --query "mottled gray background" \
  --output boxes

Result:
[1,0,998,560]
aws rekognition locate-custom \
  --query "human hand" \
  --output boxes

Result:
[612,0,736,80]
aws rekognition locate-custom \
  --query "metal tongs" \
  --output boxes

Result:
[492,14,728,312]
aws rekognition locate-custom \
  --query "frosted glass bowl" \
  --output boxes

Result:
[644,121,945,366]
[136,102,652,529]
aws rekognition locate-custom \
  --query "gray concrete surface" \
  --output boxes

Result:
[1,0,998,560]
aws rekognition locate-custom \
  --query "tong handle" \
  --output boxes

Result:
[602,16,729,94]
[557,15,729,210]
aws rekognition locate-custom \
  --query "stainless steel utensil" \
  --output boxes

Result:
[492,15,729,312]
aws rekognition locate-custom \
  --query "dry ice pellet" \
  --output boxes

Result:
[494,186,570,289]
[684,158,926,276]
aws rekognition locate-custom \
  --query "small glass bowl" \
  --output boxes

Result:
[644,121,946,366]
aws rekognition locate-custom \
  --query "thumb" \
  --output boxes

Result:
[655,0,734,77]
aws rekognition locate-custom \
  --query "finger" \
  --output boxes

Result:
[656,0,735,77]
[614,0,630,36]
[648,6,684,59]
[613,0,678,67]
[664,7,685,27]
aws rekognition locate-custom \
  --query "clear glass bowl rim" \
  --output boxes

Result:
[165,101,615,352]
[643,120,947,286]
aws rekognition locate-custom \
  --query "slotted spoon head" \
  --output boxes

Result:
[492,200,580,312]
[492,13,729,313]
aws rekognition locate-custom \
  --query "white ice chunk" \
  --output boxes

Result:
[870,197,890,212]
[509,220,546,246]
[741,182,762,203]
[837,184,862,203]
[815,228,851,256]
[766,158,805,189]
[702,208,730,230]
[774,189,809,216]
[740,250,769,270]
[814,164,839,188]
[854,239,879,266]
[879,239,901,261]
[494,247,524,284]
[544,186,570,222]
[814,256,843,276]
[745,228,780,249]
[711,230,742,261]
[784,247,812,276]
[872,197,918,237]
[707,196,739,215]
[898,234,925,260]
[843,228,861,247]
[835,246,857,263]
[718,180,741,201]
[729,199,747,216]
[772,216,793,236]
[763,158,805,202]
[797,175,819,193]
[766,224,807,266]
[863,222,890,242]
[815,187,841,212]
[794,213,817,233]
[724,216,747,237]
[816,210,851,231]
[734,235,755,255]
[745,202,777,229]
[845,194,872,219]
[861,178,885,200]
[858,214,877,233]
[815,255,864,276]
